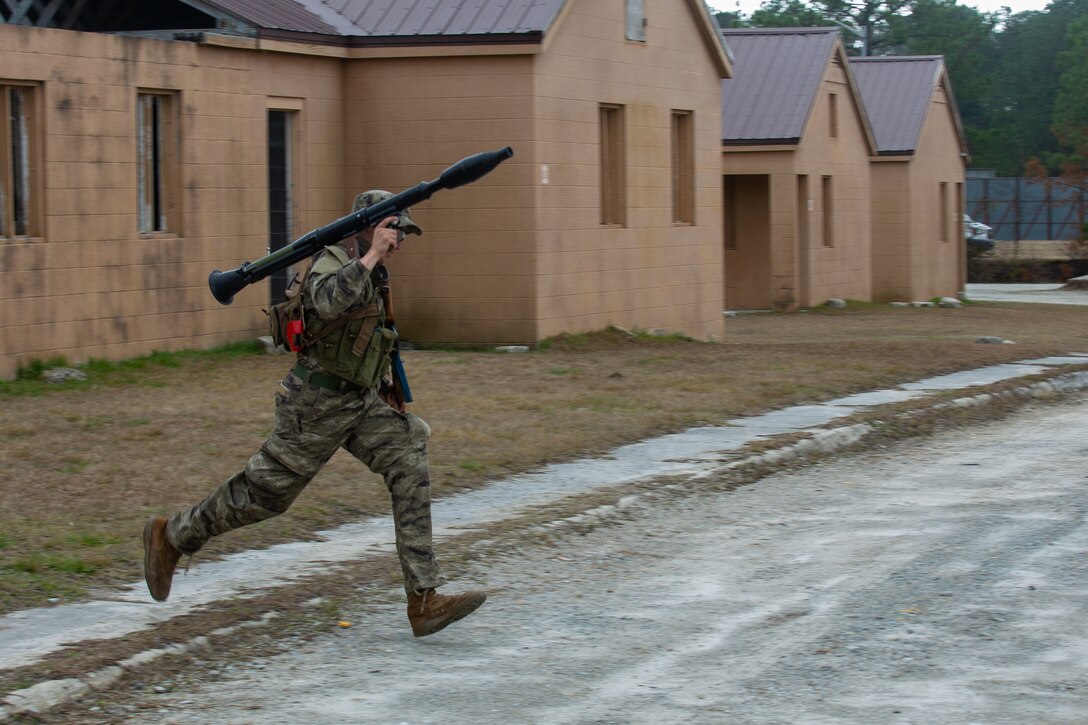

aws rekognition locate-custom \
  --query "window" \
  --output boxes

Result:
[822,175,833,247]
[600,104,626,226]
[828,92,838,138]
[671,111,694,224]
[626,0,646,41]
[0,83,40,238]
[137,91,179,234]
[939,182,949,242]
[797,174,810,252]
[723,176,738,250]
[955,182,964,241]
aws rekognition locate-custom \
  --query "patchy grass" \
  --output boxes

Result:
[2,301,1088,613]
[0,341,264,397]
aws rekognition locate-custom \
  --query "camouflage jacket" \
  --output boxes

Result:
[296,244,393,387]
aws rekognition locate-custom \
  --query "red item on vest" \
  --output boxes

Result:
[286,319,304,352]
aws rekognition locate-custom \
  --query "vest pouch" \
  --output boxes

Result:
[354,325,398,388]
[267,299,303,352]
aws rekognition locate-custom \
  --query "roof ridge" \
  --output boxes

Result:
[720,26,840,35]
[850,55,943,62]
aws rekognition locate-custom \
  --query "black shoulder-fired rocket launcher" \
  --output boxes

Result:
[208,146,514,305]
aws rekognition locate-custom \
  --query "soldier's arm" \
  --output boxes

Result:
[307,254,379,320]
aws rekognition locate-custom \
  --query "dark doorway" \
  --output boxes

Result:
[722,174,771,310]
[267,110,294,305]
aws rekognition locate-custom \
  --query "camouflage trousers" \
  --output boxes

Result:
[166,369,447,595]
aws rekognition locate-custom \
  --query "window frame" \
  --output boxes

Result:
[137,90,180,236]
[828,92,839,139]
[0,81,43,239]
[821,175,834,248]
[600,103,626,227]
[626,0,646,42]
[671,110,694,225]
[939,181,949,242]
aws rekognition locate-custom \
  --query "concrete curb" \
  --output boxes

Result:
[0,612,279,720]
[3,368,1088,722]
[531,370,1088,535]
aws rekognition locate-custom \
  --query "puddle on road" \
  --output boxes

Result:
[2,358,1085,670]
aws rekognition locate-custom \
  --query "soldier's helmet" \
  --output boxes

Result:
[351,190,423,236]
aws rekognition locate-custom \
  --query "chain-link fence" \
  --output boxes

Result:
[966,175,1087,243]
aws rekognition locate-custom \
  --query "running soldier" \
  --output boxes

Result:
[143,191,486,637]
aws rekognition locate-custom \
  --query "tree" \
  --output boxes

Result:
[1026,16,1088,249]
[977,0,1088,175]
[885,0,998,155]
[710,4,750,27]
[749,0,832,27]
[809,0,913,55]
[1051,16,1088,169]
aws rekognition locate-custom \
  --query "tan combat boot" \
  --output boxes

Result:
[142,515,181,601]
[407,588,486,637]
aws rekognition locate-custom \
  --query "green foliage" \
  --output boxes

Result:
[749,0,832,27]
[16,356,68,381]
[711,0,1088,179]
[885,0,997,132]
[714,9,749,27]
[0,341,264,397]
[807,0,913,55]
[1051,16,1088,167]
[4,554,98,575]
[971,0,1088,174]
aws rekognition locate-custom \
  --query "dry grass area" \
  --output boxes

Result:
[3,300,1088,614]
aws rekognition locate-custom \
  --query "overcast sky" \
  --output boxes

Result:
[711,0,1054,17]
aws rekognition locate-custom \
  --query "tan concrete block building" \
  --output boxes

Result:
[719,27,878,311]
[851,56,968,302]
[0,0,731,379]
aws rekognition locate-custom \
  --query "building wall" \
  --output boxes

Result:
[341,55,536,344]
[869,84,966,303]
[1,1,728,378]
[720,153,795,310]
[721,54,872,310]
[869,159,915,300]
[908,83,966,299]
[531,0,726,340]
[0,25,346,379]
[721,174,772,309]
[793,58,873,307]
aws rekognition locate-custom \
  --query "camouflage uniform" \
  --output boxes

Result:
[166,194,445,595]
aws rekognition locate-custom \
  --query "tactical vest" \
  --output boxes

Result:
[301,245,397,389]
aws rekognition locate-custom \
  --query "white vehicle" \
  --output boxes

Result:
[964,214,994,253]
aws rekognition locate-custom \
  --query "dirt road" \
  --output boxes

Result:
[85,397,1087,725]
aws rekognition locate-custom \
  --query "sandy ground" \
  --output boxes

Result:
[9,296,1088,616]
[85,397,1088,725]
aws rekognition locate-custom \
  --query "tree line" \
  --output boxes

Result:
[713,0,1088,184]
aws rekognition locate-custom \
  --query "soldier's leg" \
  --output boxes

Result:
[342,397,446,595]
[166,449,313,554]
[166,375,355,554]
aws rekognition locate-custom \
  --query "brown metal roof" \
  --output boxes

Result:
[850,56,945,155]
[200,0,338,34]
[719,27,840,144]
[197,0,566,39]
[331,0,563,35]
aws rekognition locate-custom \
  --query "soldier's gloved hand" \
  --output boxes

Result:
[379,379,407,413]
[359,217,400,271]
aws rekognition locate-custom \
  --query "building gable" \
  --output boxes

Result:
[851,55,967,158]
[720,27,871,150]
[720,27,837,145]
